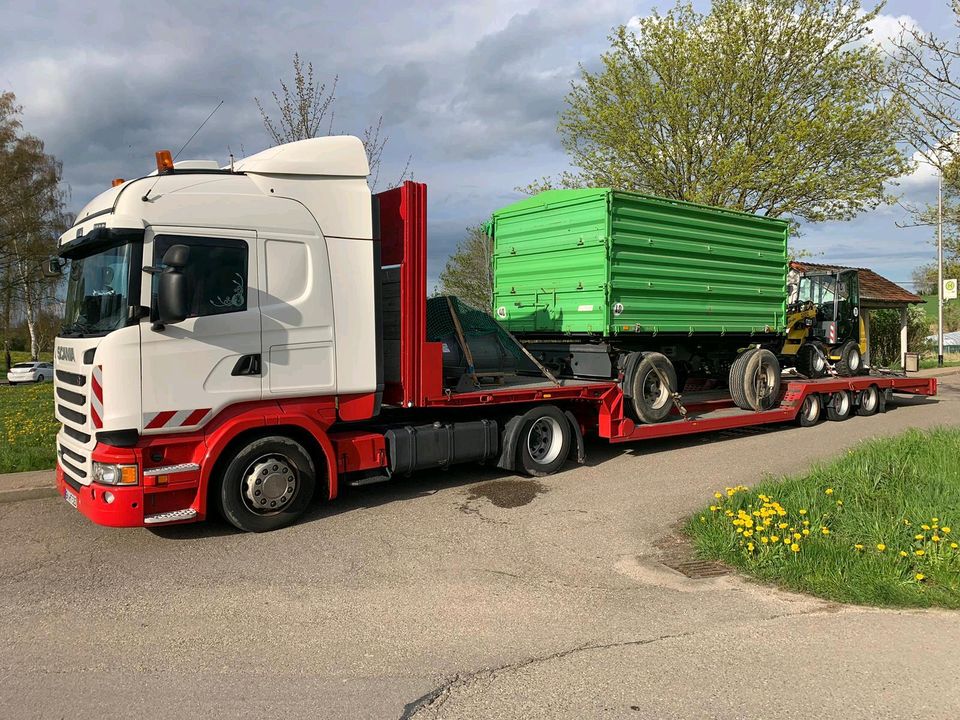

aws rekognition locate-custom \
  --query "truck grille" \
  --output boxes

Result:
[55,365,94,486]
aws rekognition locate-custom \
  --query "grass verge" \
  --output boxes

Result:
[686,427,960,609]
[0,380,58,474]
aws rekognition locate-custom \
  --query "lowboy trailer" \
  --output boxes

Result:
[50,138,937,532]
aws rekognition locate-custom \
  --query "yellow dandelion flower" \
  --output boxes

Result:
[825,488,833,495]
[793,533,802,540]
[709,505,718,512]
[915,549,926,557]
[932,517,939,523]
[899,551,909,558]
[915,534,924,540]
[854,544,864,551]
[778,523,788,530]
[747,542,755,552]
[942,527,951,534]
[760,536,769,544]
[836,500,843,506]
[771,535,780,543]
[821,527,830,535]
[714,492,723,500]
[915,573,925,581]
[799,509,807,515]
[876,544,886,552]
[921,524,930,530]
[802,529,810,536]
[790,543,800,552]
[951,543,958,550]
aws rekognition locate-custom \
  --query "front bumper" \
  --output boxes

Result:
[56,464,144,527]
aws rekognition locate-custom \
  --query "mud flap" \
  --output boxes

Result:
[564,410,585,464]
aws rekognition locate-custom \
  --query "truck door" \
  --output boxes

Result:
[835,269,860,343]
[139,227,262,433]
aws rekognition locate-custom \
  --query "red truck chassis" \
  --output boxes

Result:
[56,182,938,529]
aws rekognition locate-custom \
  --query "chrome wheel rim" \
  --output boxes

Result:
[241,454,299,515]
[862,387,877,412]
[835,392,850,415]
[805,395,820,422]
[755,360,777,401]
[849,347,861,371]
[527,417,564,465]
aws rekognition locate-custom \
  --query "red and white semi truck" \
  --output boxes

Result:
[51,137,937,532]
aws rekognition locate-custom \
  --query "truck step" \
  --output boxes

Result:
[348,475,391,487]
[143,508,198,524]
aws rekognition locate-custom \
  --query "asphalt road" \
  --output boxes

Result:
[2,376,959,719]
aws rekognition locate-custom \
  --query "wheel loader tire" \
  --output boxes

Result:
[728,348,758,411]
[629,353,677,424]
[795,342,827,378]
[835,340,863,377]
[739,349,781,411]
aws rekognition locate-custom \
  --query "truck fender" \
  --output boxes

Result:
[496,413,523,471]
[563,410,585,464]
[620,351,645,398]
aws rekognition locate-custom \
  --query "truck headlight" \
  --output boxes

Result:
[92,462,139,486]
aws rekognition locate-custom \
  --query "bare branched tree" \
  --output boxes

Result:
[256,54,411,190]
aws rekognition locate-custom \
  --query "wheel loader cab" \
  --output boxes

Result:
[794,269,860,345]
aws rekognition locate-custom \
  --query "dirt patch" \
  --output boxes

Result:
[465,479,547,508]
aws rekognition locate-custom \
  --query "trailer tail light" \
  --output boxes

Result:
[155,150,174,174]
[112,178,125,187]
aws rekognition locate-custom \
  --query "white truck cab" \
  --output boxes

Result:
[54,137,379,513]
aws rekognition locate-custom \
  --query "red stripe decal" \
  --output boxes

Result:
[91,407,102,429]
[145,411,176,429]
[182,408,211,426]
[91,374,103,402]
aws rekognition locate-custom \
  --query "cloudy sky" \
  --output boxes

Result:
[1,0,955,289]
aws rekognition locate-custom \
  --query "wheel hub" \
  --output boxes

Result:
[243,456,297,514]
[527,417,563,465]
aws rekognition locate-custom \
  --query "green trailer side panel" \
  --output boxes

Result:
[491,189,788,336]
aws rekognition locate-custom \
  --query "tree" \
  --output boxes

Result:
[869,306,931,366]
[438,224,494,312]
[255,53,411,190]
[529,0,910,223]
[886,2,960,170]
[0,91,68,360]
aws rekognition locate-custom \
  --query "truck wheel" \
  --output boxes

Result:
[797,394,822,427]
[826,391,852,421]
[629,353,677,424]
[728,348,758,410]
[517,405,571,477]
[734,349,781,411]
[835,341,863,377]
[795,342,826,378]
[856,385,880,417]
[218,435,317,532]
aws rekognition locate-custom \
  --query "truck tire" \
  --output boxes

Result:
[826,391,852,421]
[516,405,571,477]
[629,353,677,424]
[797,393,822,427]
[728,348,758,410]
[217,435,317,532]
[856,385,880,417]
[795,342,826,378]
[835,341,863,377]
[734,349,781,411]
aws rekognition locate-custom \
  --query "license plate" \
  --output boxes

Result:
[64,488,78,509]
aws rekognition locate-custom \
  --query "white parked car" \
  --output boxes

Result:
[6,361,54,384]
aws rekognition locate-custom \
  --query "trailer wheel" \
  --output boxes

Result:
[796,342,827,378]
[797,394,822,427]
[728,348,758,410]
[826,391,852,421]
[516,405,571,477]
[732,349,781,411]
[217,435,317,532]
[629,353,677,424]
[856,385,880,417]
[835,341,863,377]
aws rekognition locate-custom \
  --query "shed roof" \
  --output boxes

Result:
[790,261,923,306]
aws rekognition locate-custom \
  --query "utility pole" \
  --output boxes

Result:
[938,160,945,368]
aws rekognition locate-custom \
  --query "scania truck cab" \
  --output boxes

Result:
[53,137,381,529]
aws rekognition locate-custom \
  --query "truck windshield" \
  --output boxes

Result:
[62,242,135,337]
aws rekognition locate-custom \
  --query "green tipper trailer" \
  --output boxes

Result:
[490,188,788,336]
[488,189,790,422]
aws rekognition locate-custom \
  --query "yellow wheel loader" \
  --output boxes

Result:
[781,268,868,378]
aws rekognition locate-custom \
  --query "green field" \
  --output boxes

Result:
[687,428,960,608]
[1,351,58,474]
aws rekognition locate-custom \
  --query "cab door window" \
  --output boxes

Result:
[153,235,249,318]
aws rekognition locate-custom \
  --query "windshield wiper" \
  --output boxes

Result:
[60,320,93,337]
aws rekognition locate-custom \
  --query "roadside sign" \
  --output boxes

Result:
[945,278,958,300]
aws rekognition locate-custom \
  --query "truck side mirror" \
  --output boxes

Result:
[43,256,65,278]
[149,244,190,328]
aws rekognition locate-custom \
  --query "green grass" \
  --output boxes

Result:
[687,428,960,608]
[1,360,58,473]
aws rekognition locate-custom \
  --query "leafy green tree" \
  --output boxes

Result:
[438,224,493,312]
[531,0,910,223]
[869,306,932,367]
